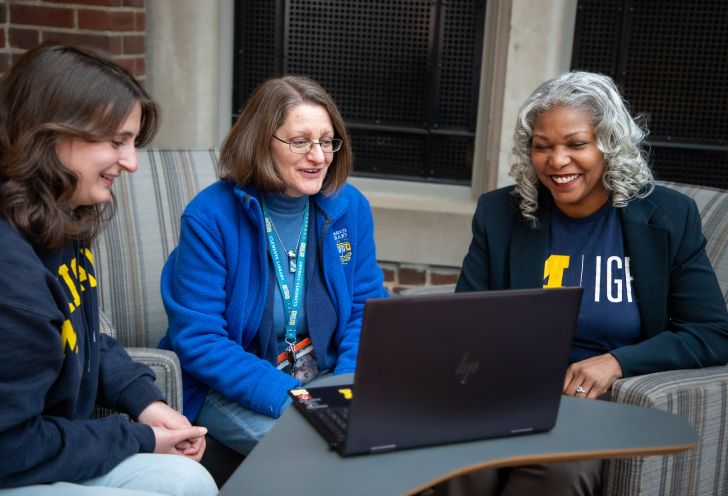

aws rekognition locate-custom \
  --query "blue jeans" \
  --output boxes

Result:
[0,454,217,496]
[196,389,280,456]
[197,373,332,455]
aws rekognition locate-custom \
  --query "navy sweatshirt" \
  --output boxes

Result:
[0,218,163,488]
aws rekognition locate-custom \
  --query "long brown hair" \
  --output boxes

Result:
[219,75,352,195]
[0,43,159,251]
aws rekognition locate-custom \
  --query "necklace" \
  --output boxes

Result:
[267,215,305,273]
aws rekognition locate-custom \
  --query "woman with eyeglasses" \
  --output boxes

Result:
[159,75,387,455]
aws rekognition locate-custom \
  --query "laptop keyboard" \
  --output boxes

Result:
[313,406,349,444]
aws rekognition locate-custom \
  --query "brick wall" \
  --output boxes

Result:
[379,262,460,294]
[0,0,145,78]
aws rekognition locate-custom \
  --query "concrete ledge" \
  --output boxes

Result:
[350,177,476,268]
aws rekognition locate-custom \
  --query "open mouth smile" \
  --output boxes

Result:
[100,173,116,185]
[551,174,580,184]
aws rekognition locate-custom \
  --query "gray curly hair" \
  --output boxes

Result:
[510,71,654,225]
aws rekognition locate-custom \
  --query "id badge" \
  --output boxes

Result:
[277,338,319,384]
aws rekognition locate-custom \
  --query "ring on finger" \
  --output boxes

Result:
[575,385,588,394]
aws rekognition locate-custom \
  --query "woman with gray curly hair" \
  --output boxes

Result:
[511,71,654,225]
[449,71,728,495]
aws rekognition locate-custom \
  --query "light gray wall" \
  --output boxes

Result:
[496,0,577,187]
[145,0,233,148]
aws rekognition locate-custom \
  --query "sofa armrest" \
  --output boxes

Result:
[126,347,184,414]
[603,365,728,495]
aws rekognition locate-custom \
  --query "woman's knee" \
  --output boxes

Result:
[197,390,277,455]
[146,455,218,496]
[99,454,217,496]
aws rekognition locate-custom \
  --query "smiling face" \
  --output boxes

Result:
[530,105,608,218]
[56,103,142,209]
[271,103,334,197]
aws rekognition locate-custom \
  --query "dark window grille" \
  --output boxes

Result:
[571,0,728,189]
[233,0,486,184]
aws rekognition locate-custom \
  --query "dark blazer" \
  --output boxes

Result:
[457,185,728,377]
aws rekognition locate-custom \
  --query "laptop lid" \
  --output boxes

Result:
[342,287,582,455]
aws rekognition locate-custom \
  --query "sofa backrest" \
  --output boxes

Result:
[92,152,728,348]
[94,149,219,347]
[657,181,728,307]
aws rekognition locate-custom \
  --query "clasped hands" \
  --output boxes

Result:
[138,401,207,461]
[562,353,623,400]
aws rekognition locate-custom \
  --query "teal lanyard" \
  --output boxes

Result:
[261,197,309,347]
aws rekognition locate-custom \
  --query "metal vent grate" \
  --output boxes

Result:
[623,1,728,143]
[432,135,473,181]
[234,2,278,112]
[436,0,485,130]
[287,0,432,125]
[351,130,427,178]
[233,0,485,184]
[651,148,728,189]
[572,0,728,190]
[570,0,621,76]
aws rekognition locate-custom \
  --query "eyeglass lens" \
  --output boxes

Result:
[289,138,342,153]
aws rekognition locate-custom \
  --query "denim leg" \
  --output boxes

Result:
[0,483,160,496]
[82,454,217,496]
[0,454,217,496]
[196,389,278,456]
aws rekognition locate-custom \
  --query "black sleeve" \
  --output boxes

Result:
[97,333,165,419]
[457,194,494,292]
[0,303,155,488]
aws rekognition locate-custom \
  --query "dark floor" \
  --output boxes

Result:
[201,435,245,489]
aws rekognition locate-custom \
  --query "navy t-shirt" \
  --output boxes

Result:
[545,202,641,362]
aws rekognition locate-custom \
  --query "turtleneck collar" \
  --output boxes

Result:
[263,193,309,214]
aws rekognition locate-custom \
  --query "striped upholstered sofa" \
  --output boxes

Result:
[93,149,219,413]
[94,149,219,352]
[94,149,728,494]
[602,182,728,496]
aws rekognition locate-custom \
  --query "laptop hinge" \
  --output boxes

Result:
[370,444,397,453]
[510,427,534,434]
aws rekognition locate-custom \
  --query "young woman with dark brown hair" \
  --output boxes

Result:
[0,43,216,495]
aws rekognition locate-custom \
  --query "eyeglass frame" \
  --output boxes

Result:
[272,135,343,154]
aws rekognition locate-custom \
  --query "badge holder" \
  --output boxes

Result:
[277,337,319,384]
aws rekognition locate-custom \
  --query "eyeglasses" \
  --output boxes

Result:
[272,135,343,154]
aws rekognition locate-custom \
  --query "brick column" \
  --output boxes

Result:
[0,0,145,79]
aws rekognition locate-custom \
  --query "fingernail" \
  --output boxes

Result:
[198,427,207,436]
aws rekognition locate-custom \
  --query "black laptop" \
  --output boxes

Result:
[289,287,583,456]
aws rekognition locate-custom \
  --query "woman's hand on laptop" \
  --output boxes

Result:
[562,353,623,399]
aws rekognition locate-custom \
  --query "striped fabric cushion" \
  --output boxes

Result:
[93,149,220,347]
[604,183,728,494]
[604,366,728,496]
[658,181,728,305]
[95,309,183,414]
[126,347,185,413]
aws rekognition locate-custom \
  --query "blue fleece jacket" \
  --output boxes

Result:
[160,180,387,422]
[0,219,161,488]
